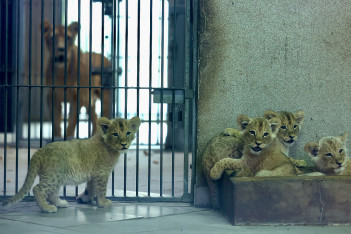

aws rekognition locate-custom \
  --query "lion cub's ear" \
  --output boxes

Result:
[294,110,305,126]
[40,21,52,37]
[268,117,281,135]
[263,110,278,120]
[304,142,319,157]
[236,114,251,131]
[338,132,348,143]
[98,117,111,134]
[129,116,141,132]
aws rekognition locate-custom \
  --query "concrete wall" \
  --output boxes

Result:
[196,0,351,204]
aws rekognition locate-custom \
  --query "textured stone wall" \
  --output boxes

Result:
[196,0,351,202]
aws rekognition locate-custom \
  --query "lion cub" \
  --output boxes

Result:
[201,125,244,208]
[2,116,140,212]
[304,132,351,175]
[210,116,299,180]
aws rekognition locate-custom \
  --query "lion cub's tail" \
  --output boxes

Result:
[2,156,40,207]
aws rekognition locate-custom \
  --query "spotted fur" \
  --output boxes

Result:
[210,116,299,180]
[2,117,140,212]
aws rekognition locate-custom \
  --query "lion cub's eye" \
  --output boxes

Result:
[325,153,333,157]
[126,132,131,136]
[249,131,255,135]
[339,149,344,154]
[263,132,269,137]
[280,126,287,130]
[293,125,298,129]
[113,133,120,137]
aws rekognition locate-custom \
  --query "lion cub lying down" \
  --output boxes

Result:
[210,116,300,180]
[2,116,140,212]
[304,132,351,175]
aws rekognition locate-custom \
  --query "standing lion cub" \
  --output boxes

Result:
[2,116,140,212]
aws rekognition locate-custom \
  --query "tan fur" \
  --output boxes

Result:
[201,127,244,208]
[2,117,140,213]
[304,132,351,175]
[263,110,306,167]
[210,116,299,180]
[42,21,111,137]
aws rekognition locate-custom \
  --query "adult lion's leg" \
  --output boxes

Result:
[67,100,78,137]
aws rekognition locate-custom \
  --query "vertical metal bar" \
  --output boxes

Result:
[63,0,68,141]
[40,0,44,148]
[111,0,117,197]
[3,0,9,196]
[51,0,56,141]
[147,0,153,197]
[171,91,175,197]
[183,0,190,195]
[159,0,165,197]
[123,0,128,197]
[15,0,21,194]
[63,0,68,197]
[136,0,141,197]
[76,0,81,197]
[116,0,121,117]
[191,0,198,199]
[100,0,105,116]
[170,0,178,198]
[88,0,93,137]
[28,0,33,169]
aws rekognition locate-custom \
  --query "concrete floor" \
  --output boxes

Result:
[0,201,350,234]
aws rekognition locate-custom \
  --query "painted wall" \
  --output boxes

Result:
[196,0,351,205]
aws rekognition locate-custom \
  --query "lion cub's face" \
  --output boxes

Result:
[237,115,280,155]
[305,133,348,175]
[264,110,305,148]
[98,117,141,152]
[41,21,79,67]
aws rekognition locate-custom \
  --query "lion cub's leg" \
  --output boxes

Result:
[204,174,220,209]
[94,175,112,208]
[255,163,296,177]
[33,183,58,213]
[210,158,244,180]
[77,180,95,204]
[48,187,69,208]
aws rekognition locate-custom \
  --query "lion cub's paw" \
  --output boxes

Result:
[223,128,241,137]
[292,159,307,167]
[97,199,112,208]
[41,204,58,213]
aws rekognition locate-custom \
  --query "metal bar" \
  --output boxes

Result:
[159,0,165,197]
[123,0,129,197]
[63,0,68,141]
[3,0,9,196]
[136,0,141,197]
[147,0,153,197]
[171,91,175,197]
[88,0,93,137]
[183,0,190,195]
[40,0,44,148]
[76,0,82,197]
[28,0,33,169]
[116,0,120,119]
[111,0,117,197]
[63,0,68,197]
[15,0,20,194]
[51,0,56,140]
[100,0,105,115]
[191,0,198,199]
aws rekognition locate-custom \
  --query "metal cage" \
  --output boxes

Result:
[0,0,198,203]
